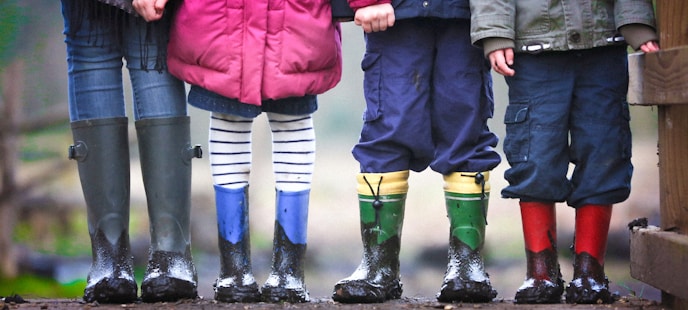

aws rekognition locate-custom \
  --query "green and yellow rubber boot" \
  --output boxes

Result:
[332,171,409,303]
[437,172,497,303]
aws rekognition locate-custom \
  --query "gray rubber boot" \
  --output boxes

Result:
[135,116,202,303]
[69,117,137,304]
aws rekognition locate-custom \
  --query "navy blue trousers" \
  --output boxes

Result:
[352,18,500,175]
[502,46,632,208]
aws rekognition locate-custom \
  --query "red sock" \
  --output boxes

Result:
[575,204,613,265]
[520,201,557,253]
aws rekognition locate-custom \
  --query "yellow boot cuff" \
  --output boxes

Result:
[443,171,490,194]
[357,171,409,196]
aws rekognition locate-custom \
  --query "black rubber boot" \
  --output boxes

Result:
[437,172,497,303]
[213,185,260,303]
[332,171,408,303]
[70,117,137,304]
[136,116,202,303]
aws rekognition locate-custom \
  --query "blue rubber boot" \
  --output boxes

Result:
[214,185,260,302]
[261,189,310,303]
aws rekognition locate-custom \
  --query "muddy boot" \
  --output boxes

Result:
[437,172,497,303]
[214,185,261,302]
[69,117,137,303]
[261,189,311,303]
[332,171,408,303]
[136,116,202,303]
[566,204,617,304]
[514,201,564,304]
[70,117,137,304]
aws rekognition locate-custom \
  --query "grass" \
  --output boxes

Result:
[0,275,85,299]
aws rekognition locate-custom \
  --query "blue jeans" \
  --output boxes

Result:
[352,18,500,175]
[61,0,186,122]
[502,46,632,208]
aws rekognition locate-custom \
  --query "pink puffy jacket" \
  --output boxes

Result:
[167,0,343,106]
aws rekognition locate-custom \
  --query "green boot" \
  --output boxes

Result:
[136,116,202,302]
[332,171,408,303]
[437,172,497,303]
[69,117,137,304]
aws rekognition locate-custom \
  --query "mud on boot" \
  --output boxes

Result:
[436,241,497,303]
[213,186,261,303]
[333,172,407,303]
[70,118,137,304]
[261,225,310,303]
[332,235,404,303]
[213,235,261,303]
[437,172,496,303]
[141,250,198,302]
[261,190,311,303]
[565,252,617,304]
[513,249,564,304]
[83,230,137,304]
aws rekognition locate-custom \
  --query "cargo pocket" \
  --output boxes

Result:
[503,103,530,163]
[361,52,382,122]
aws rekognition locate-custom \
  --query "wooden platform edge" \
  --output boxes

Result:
[628,46,688,105]
[629,226,688,300]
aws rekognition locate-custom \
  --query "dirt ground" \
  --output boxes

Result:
[0,296,668,310]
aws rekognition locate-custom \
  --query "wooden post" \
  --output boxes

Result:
[628,1,688,308]
[655,2,688,307]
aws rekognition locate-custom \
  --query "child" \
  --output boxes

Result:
[64,0,199,303]
[470,0,659,304]
[135,0,343,303]
[331,1,501,304]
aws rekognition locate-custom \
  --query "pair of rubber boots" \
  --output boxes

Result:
[514,201,616,304]
[69,116,202,304]
[332,171,498,303]
[212,186,310,303]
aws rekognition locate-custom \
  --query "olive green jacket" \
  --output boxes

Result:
[470,0,658,57]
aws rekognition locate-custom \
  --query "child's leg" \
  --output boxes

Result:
[261,112,314,303]
[515,201,564,304]
[565,46,629,304]
[566,204,615,304]
[209,112,261,302]
[437,172,497,303]
[332,171,408,303]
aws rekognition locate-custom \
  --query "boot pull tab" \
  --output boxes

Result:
[68,141,87,161]
[362,175,384,210]
[183,144,203,163]
[473,172,488,225]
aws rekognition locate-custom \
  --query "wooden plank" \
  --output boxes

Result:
[630,226,688,300]
[628,47,688,105]
[627,52,646,105]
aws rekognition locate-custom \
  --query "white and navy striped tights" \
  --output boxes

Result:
[209,112,315,192]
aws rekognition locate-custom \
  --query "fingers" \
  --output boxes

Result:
[640,41,660,53]
[132,0,167,21]
[354,4,395,33]
[489,49,516,76]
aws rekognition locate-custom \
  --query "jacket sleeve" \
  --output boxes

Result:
[469,0,516,48]
[614,0,657,29]
[348,0,392,11]
[620,24,658,50]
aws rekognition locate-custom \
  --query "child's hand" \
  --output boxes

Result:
[132,0,168,21]
[488,48,515,76]
[640,40,660,53]
[354,4,395,33]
